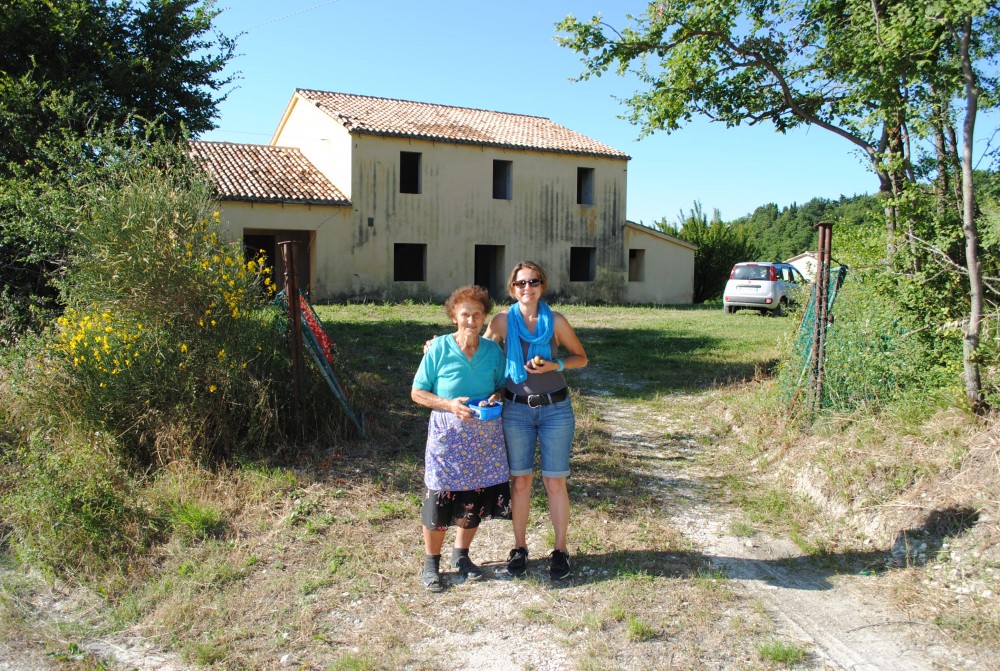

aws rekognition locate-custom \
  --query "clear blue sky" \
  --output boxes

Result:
[200,0,992,226]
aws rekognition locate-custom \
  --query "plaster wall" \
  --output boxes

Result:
[346,134,629,302]
[624,224,696,304]
[272,96,354,200]
[217,200,353,299]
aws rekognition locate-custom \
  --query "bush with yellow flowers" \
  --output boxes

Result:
[0,128,354,577]
[22,136,293,466]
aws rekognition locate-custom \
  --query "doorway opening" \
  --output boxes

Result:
[474,245,506,300]
[243,229,313,298]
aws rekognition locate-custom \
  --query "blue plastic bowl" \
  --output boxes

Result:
[467,399,503,420]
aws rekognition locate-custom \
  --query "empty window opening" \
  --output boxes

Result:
[400,152,421,194]
[570,247,596,282]
[394,243,426,281]
[493,160,512,200]
[577,167,594,205]
[628,249,645,282]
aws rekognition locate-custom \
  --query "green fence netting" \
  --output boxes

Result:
[274,290,366,438]
[783,266,921,414]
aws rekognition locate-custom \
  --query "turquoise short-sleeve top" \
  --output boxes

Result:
[413,335,505,400]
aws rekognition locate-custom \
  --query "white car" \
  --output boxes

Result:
[723,262,807,315]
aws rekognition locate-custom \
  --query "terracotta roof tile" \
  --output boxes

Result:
[296,90,630,160]
[188,141,350,206]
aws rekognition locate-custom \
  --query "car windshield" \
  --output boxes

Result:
[732,265,770,280]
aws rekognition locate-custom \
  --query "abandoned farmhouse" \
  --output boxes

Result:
[189,89,695,304]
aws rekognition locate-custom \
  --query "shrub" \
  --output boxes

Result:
[830,195,1000,409]
[2,433,153,575]
[780,270,954,413]
[1,128,355,578]
[17,131,292,465]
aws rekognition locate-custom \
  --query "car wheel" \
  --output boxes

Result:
[723,304,734,314]
[774,299,787,317]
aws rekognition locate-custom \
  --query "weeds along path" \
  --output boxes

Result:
[587,391,956,671]
[3,386,975,671]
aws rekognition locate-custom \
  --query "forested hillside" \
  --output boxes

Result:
[656,194,880,302]
[731,194,878,265]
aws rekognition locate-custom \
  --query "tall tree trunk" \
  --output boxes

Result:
[958,17,985,412]
[875,124,899,260]
[930,94,952,221]
[944,116,964,214]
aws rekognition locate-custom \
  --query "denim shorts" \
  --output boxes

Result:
[502,397,575,478]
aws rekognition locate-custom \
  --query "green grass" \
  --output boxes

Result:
[167,501,223,541]
[6,301,988,668]
[328,653,383,671]
[317,302,794,398]
[625,615,658,641]
[757,639,808,664]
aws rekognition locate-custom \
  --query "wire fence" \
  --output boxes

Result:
[782,267,944,416]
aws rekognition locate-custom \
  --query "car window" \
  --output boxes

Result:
[732,265,769,280]
[776,266,801,283]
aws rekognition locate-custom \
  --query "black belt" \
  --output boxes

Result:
[504,387,568,408]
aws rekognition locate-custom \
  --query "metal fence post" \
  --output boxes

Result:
[812,221,834,412]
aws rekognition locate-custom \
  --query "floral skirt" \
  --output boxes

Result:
[424,409,508,491]
[421,483,512,530]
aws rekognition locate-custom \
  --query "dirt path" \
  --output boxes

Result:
[593,394,966,671]
[1,392,976,670]
[680,509,943,671]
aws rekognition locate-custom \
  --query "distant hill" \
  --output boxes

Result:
[728,194,878,263]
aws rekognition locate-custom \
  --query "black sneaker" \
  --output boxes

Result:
[422,564,444,592]
[506,547,529,577]
[455,555,484,581]
[549,549,572,580]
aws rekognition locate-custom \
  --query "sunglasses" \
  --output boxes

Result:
[512,278,542,288]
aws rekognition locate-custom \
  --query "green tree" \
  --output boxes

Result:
[0,0,236,164]
[557,0,999,410]
[0,0,237,343]
[659,201,758,302]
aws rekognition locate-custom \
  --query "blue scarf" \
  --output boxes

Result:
[505,301,554,384]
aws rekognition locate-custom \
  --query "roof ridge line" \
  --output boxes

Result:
[294,88,553,122]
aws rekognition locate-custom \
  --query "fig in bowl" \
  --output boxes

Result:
[466,399,503,420]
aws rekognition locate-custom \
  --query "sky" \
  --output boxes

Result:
[200,0,993,227]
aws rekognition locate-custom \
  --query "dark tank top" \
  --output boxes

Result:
[504,335,566,395]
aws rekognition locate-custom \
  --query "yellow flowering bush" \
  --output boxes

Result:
[1,131,353,578]
[31,147,290,465]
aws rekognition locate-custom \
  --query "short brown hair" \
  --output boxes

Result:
[444,285,493,319]
[506,261,548,299]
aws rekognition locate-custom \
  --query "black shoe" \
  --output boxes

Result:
[549,549,572,580]
[422,556,444,592]
[422,565,444,592]
[506,547,529,577]
[455,555,484,581]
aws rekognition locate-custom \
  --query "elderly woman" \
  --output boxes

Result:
[411,285,511,591]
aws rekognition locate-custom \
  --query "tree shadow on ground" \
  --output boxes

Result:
[323,314,783,414]
[572,325,779,398]
[888,506,981,567]
[540,504,983,591]
[529,547,891,592]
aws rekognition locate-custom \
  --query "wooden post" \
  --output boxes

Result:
[280,240,305,438]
